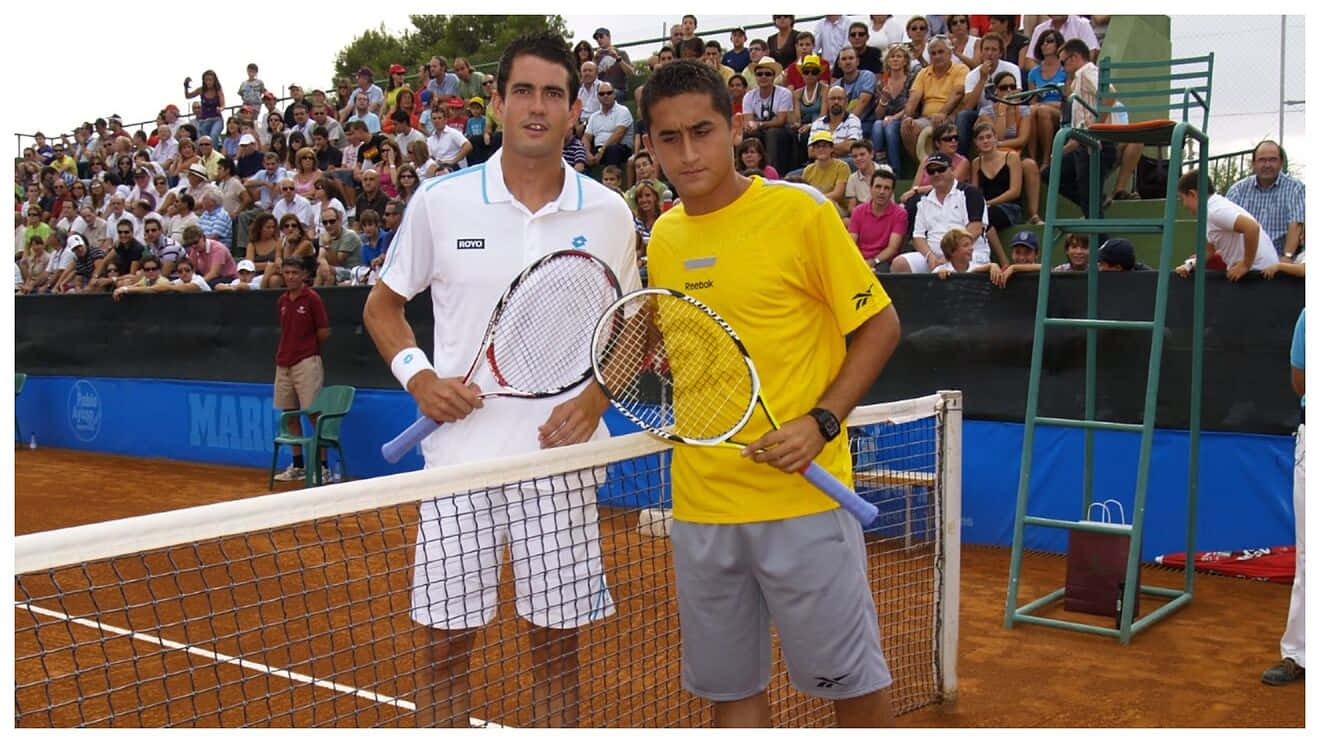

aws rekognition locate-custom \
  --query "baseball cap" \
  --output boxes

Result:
[593,27,610,38]
[164,104,179,113]
[388,63,406,75]
[187,163,209,180]
[807,129,834,146]
[66,234,86,250]
[926,152,953,167]
[262,91,276,100]
[1097,238,1136,270]
[467,97,486,108]
[447,96,465,107]
[236,259,256,272]
[800,54,823,71]
[133,167,150,178]
[356,66,373,78]
[1009,231,1040,252]
[238,133,257,146]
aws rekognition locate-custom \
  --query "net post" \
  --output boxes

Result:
[936,390,962,703]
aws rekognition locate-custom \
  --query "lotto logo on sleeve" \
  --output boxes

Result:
[456,238,486,250]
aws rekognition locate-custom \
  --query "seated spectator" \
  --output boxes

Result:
[18,234,52,294]
[167,193,201,245]
[53,234,106,293]
[728,73,749,118]
[1054,233,1090,272]
[356,209,389,272]
[346,91,382,134]
[426,119,472,173]
[272,178,315,230]
[893,153,993,273]
[1262,253,1306,280]
[71,206,110,253]
[899,122,971,228]
[900,37,969,164]
[844,140,881,212]
[957,33,1021,158]
[627,178,666,275]
[808,86,864,161]
[833,22,884,77]
[196,188,233,249]
[584,82,634,170]
[405,139,437,179]
[112,256,174,300]
[989,231,1045,287]
[801,130,850,215]
[736,38,769,87]
[235,133,264,178]
[128,167,160,211]
[1026,30,1067,167]
[1174,170,1279,281]
[740,58,795,176]
[1040,39,1119,219]
[834,47,877,139]
[702,41,738,83]
[151,125,178,167]
[628,149,667,190]
[168,257,212,291]
[989,16,1031,70]
[215,259,264,291]
[870,43,917,175]
[723,28,751,72]
[971,122,1042,235]
[182,225,238,288]
[786,32,832,90]
[1226,140,1306,263]
[376,140,402,198]
[245,212,281,276]
[419,90,448,137]
[355,170,391,223]
[932,227,993,279]
[944,15,982,69]
[983,72,1035,159]
[318,207,362,285]
[443,96,470,132]
[790,55,829,158]
[262,216,316,289]
[600,166,624,192]
[142,215,186,278]
[1026,15,1101,69]
[392,111,426,158]
[848,167,907,271]
[1098,238,1152,272]
[395,164,421,203]
[291,147,322,198]
[244,151,287,210]
[904,16,932,69]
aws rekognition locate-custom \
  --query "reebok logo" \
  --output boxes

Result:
[852,287,873,311]
[457,238,485,250]
[814,674,850,689]
[684,280,713,291]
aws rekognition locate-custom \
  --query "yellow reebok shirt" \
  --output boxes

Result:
[647,176,891,523]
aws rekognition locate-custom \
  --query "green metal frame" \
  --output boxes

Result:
[1003,55,1212,644]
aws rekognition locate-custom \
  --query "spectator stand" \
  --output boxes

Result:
[1004,52,1215,644]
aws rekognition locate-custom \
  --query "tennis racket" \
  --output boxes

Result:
[381,249,622,463]
[590,288,879,525]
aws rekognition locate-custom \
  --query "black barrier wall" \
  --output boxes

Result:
[14,273,1304,434]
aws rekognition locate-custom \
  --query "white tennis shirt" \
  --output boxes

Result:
[380,148,641,468]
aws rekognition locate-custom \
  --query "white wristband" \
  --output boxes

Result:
[390,347,434,389]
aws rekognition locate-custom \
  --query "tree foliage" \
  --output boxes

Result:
[333,15,569,87]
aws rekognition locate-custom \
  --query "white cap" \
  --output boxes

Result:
[66,234,86,250]
[236,259,256,272]
[187,163,209,179]
[238,133,257,146]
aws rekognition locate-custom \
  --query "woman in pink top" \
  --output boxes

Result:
[292,147,322,198]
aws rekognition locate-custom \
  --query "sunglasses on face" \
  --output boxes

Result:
[908,25,927,32]
[282,223,299,229]
[940,135,958,142]
[755,70,774,77]
[117,229,132,235]
[997,84,1015,91]
[143,265,160,271]
[926,165,948,174]
[849,31,867,37]
[598,91,614,97]
[281,186,294,191]
[323,218,338,225]
[802,67,820,74]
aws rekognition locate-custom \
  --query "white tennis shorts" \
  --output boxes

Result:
[410,477,615,630]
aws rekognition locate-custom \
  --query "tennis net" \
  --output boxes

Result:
[14,391,961,728]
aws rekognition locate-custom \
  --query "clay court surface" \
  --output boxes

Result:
[13,447,1306,727]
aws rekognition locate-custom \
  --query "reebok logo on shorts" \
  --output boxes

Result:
[814,673,851,689]
[456,238,485,250]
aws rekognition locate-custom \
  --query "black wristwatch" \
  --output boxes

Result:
[808,407,841,442]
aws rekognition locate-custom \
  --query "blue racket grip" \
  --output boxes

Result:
[382,417,441,463]
[801,462,879,526]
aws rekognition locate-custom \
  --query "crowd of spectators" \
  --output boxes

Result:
[13,14,1306,296]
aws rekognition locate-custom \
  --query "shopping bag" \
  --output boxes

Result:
[1064,500,1139,624]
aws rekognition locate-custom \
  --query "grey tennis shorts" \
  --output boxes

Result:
[670,508,893,701]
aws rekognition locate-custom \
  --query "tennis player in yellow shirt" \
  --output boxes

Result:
[639,60,903,727]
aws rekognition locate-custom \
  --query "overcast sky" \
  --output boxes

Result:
[3,5,1311,164]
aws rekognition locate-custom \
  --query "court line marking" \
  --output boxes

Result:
[16,602,505,728]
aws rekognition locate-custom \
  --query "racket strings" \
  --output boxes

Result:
[490,255,619,393]
[596,295,755,442]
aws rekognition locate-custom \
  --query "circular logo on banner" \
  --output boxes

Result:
[68,380,102,442]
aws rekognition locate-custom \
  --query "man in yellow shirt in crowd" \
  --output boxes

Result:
[801,129,851,216]
[639,59,902,728]
[900,36,969,162]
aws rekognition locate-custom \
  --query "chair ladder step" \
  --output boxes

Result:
[1043,318,1156,331]
[1022,515,1134,534]
[1049,219,1166,234]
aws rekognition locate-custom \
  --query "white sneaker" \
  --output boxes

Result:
[320,466,332,484]
[274,464,305,482]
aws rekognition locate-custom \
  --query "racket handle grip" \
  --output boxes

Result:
[382,417,442,463]
[801,462,879,526]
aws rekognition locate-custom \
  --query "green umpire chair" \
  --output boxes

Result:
[16,373,27,445]
[269,385,357,489]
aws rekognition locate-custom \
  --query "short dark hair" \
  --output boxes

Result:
[176,257,194,270]
[681,38,705,58]
[704,40,721,52]
[1177,169,1215,195]
[496,31,580,105]
[641,59,732,126]
[347,119,370,133]
[1060,38,1091,60]
[850,139,874,153]
[849,21,868,34]
[683,14,697,25]
[357,208,380,225]
[312,125,330,139]
[658,45,676,58]
[391,109,410,124]
[179,123,198,141]
[179,193,195,211]
[871,167,897,187]
[1252,139,1286,163]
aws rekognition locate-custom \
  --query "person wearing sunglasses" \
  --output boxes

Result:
[956,33,1021,158]
[318,207,362,286]
[271,177,315,233]
[1025,15,1100,71]
[740,57,795,176]
[893,151,993,274]
[832,21,884,78]
[899,36,969,166]
[1039,38,1119,220]
[904,16,932,68]
[582,82,634,170]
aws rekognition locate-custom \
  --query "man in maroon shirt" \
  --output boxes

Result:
[273,256,332,483]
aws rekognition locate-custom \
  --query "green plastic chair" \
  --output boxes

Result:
[269,385,356,488]
[15,373,27,444]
